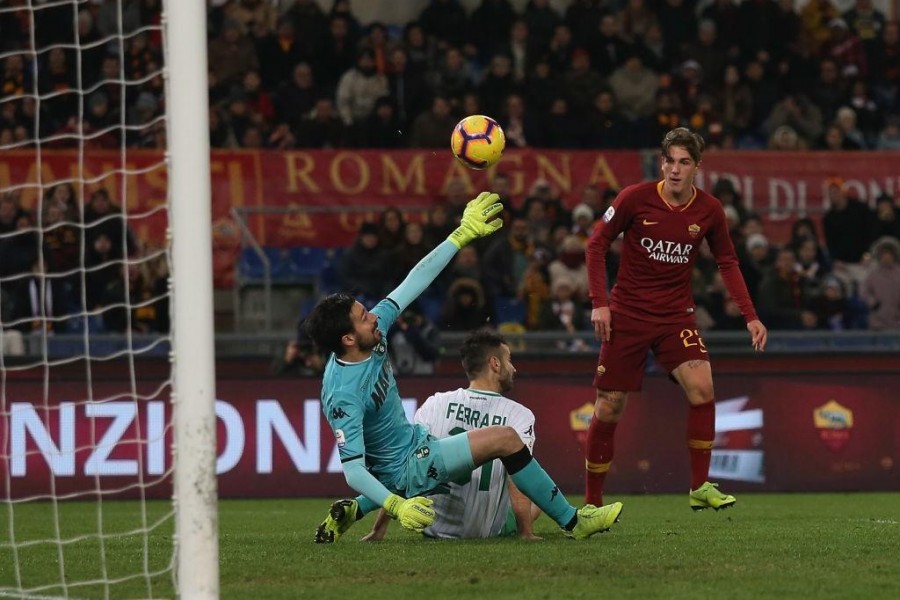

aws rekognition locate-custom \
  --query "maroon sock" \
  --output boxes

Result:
[687,402,715,490]
[585,417,617,506]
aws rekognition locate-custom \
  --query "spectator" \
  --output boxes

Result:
[537,275,588,348]
[9,257,68,334]
[378,207,406,253]
[482,216,535,301]
[563,48,605,119]
[524,59,559,116]
[223,0,277,39]
[833,106,866,149]
[361,96,405,148]
[546,24,575,74]
[683,20,727,85]
[478,54,520,118]
[335,50,388,130]
[619,0,657,45]
[339,222,387,304]
[717,64,755,139]
[818,123,859,150]
[768,124,809,149]
[388,221,430,289]
[869,194,900,240]
[274,63,320,131]
[256,17,305,90]
[469,0,517,63]
[811,275,852,330]
[428,46,473,105]
[207,18,259,88]
[102,261,165,334]
[860,237,900,330]
[608,52,658,122]
[316,15,357,92]
[790,216,832,273]
[518,247,551,330]
[740,232,774,299]
[523,0,561,51]
[756,247,818,330]
[499,93,542,148]
[386,47,430,131]
[571,203,595,240]
[586,90,630,149]
[548,235,588,303]
[84,233,120,311]
[441,277,490,331]
[272,318,326,377]
[875,115,900,149]
[403,22,438,76]
[294,97,345,148]
[811,58,845,123]
[284,0,329,59]
[712,178,748,224]
[0,209,38,279]
[565,0,605,49]
[824,17,868,78]
[388,303,440,375]
[424,204,455,247]
[409,95,455,148]
[765,94,824,149]
[588,14,629,78]
[822,179,872,265]
[419,0,469,51]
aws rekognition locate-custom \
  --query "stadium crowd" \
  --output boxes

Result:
[0,0,898,345]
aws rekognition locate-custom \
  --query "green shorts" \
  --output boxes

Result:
[400,426,475,497]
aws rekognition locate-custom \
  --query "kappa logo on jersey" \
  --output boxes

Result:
[524,424,534,436]
[550,485,559,502]
[335,429,346,449]
[415,446,430,459]
[331,407,349,420]
[427,465,439,480]
[602,206,615,223]
[640,237,694,264]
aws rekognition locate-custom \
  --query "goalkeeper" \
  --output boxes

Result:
[307,193,623,543]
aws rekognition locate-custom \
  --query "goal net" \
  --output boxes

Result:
[0,1,217,598]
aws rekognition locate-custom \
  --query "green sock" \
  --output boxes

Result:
[509,458,577,528]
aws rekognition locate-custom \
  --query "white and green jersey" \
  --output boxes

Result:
[414,388,535,539]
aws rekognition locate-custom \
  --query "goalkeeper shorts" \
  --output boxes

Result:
[400,429,475,497]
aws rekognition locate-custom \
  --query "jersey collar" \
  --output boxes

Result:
[656,180,697,212]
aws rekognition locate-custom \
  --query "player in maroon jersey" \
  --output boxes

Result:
[583,127,767,510]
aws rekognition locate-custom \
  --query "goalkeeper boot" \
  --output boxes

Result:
[313,499,358,543]
[689,481,736,511]
[566,502,623,540]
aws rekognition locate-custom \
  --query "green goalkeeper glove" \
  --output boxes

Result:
[447,191,504,249]
[383,494,435,533]
[313,498,359,544]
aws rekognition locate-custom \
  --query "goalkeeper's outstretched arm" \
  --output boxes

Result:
[387,192,503,313]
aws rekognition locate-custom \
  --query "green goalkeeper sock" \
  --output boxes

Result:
[503,447,577,528]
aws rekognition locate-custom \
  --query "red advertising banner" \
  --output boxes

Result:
[2,373,897,500]
[2,150,898,286]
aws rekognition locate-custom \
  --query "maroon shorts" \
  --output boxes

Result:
[593,311,709,392]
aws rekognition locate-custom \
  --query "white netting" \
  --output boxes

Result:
[0,1,175,598]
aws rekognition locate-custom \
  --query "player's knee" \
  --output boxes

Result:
[492,425,523,453]
[687,382,715,405]
[594,391,626,422]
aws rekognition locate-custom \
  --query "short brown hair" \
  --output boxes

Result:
[661,127,705,163]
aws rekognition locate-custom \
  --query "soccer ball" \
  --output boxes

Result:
[450,115,506,170]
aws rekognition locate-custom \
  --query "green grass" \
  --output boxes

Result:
[2,494,898,599]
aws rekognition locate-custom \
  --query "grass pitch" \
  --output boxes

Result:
[1,493,897,599]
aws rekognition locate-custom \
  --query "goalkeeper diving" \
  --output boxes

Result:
[306,193,623,542]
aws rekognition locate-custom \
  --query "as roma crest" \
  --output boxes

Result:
[687,223,701,238]
[813,400,853,451]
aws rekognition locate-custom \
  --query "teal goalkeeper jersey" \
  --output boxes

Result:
[320,298,419,491]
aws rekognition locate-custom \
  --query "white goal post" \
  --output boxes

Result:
[166,0,219,598]
[0,0,218,598]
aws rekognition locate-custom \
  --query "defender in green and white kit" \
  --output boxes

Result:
[362,329,541,540]
[310,193,623,543]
